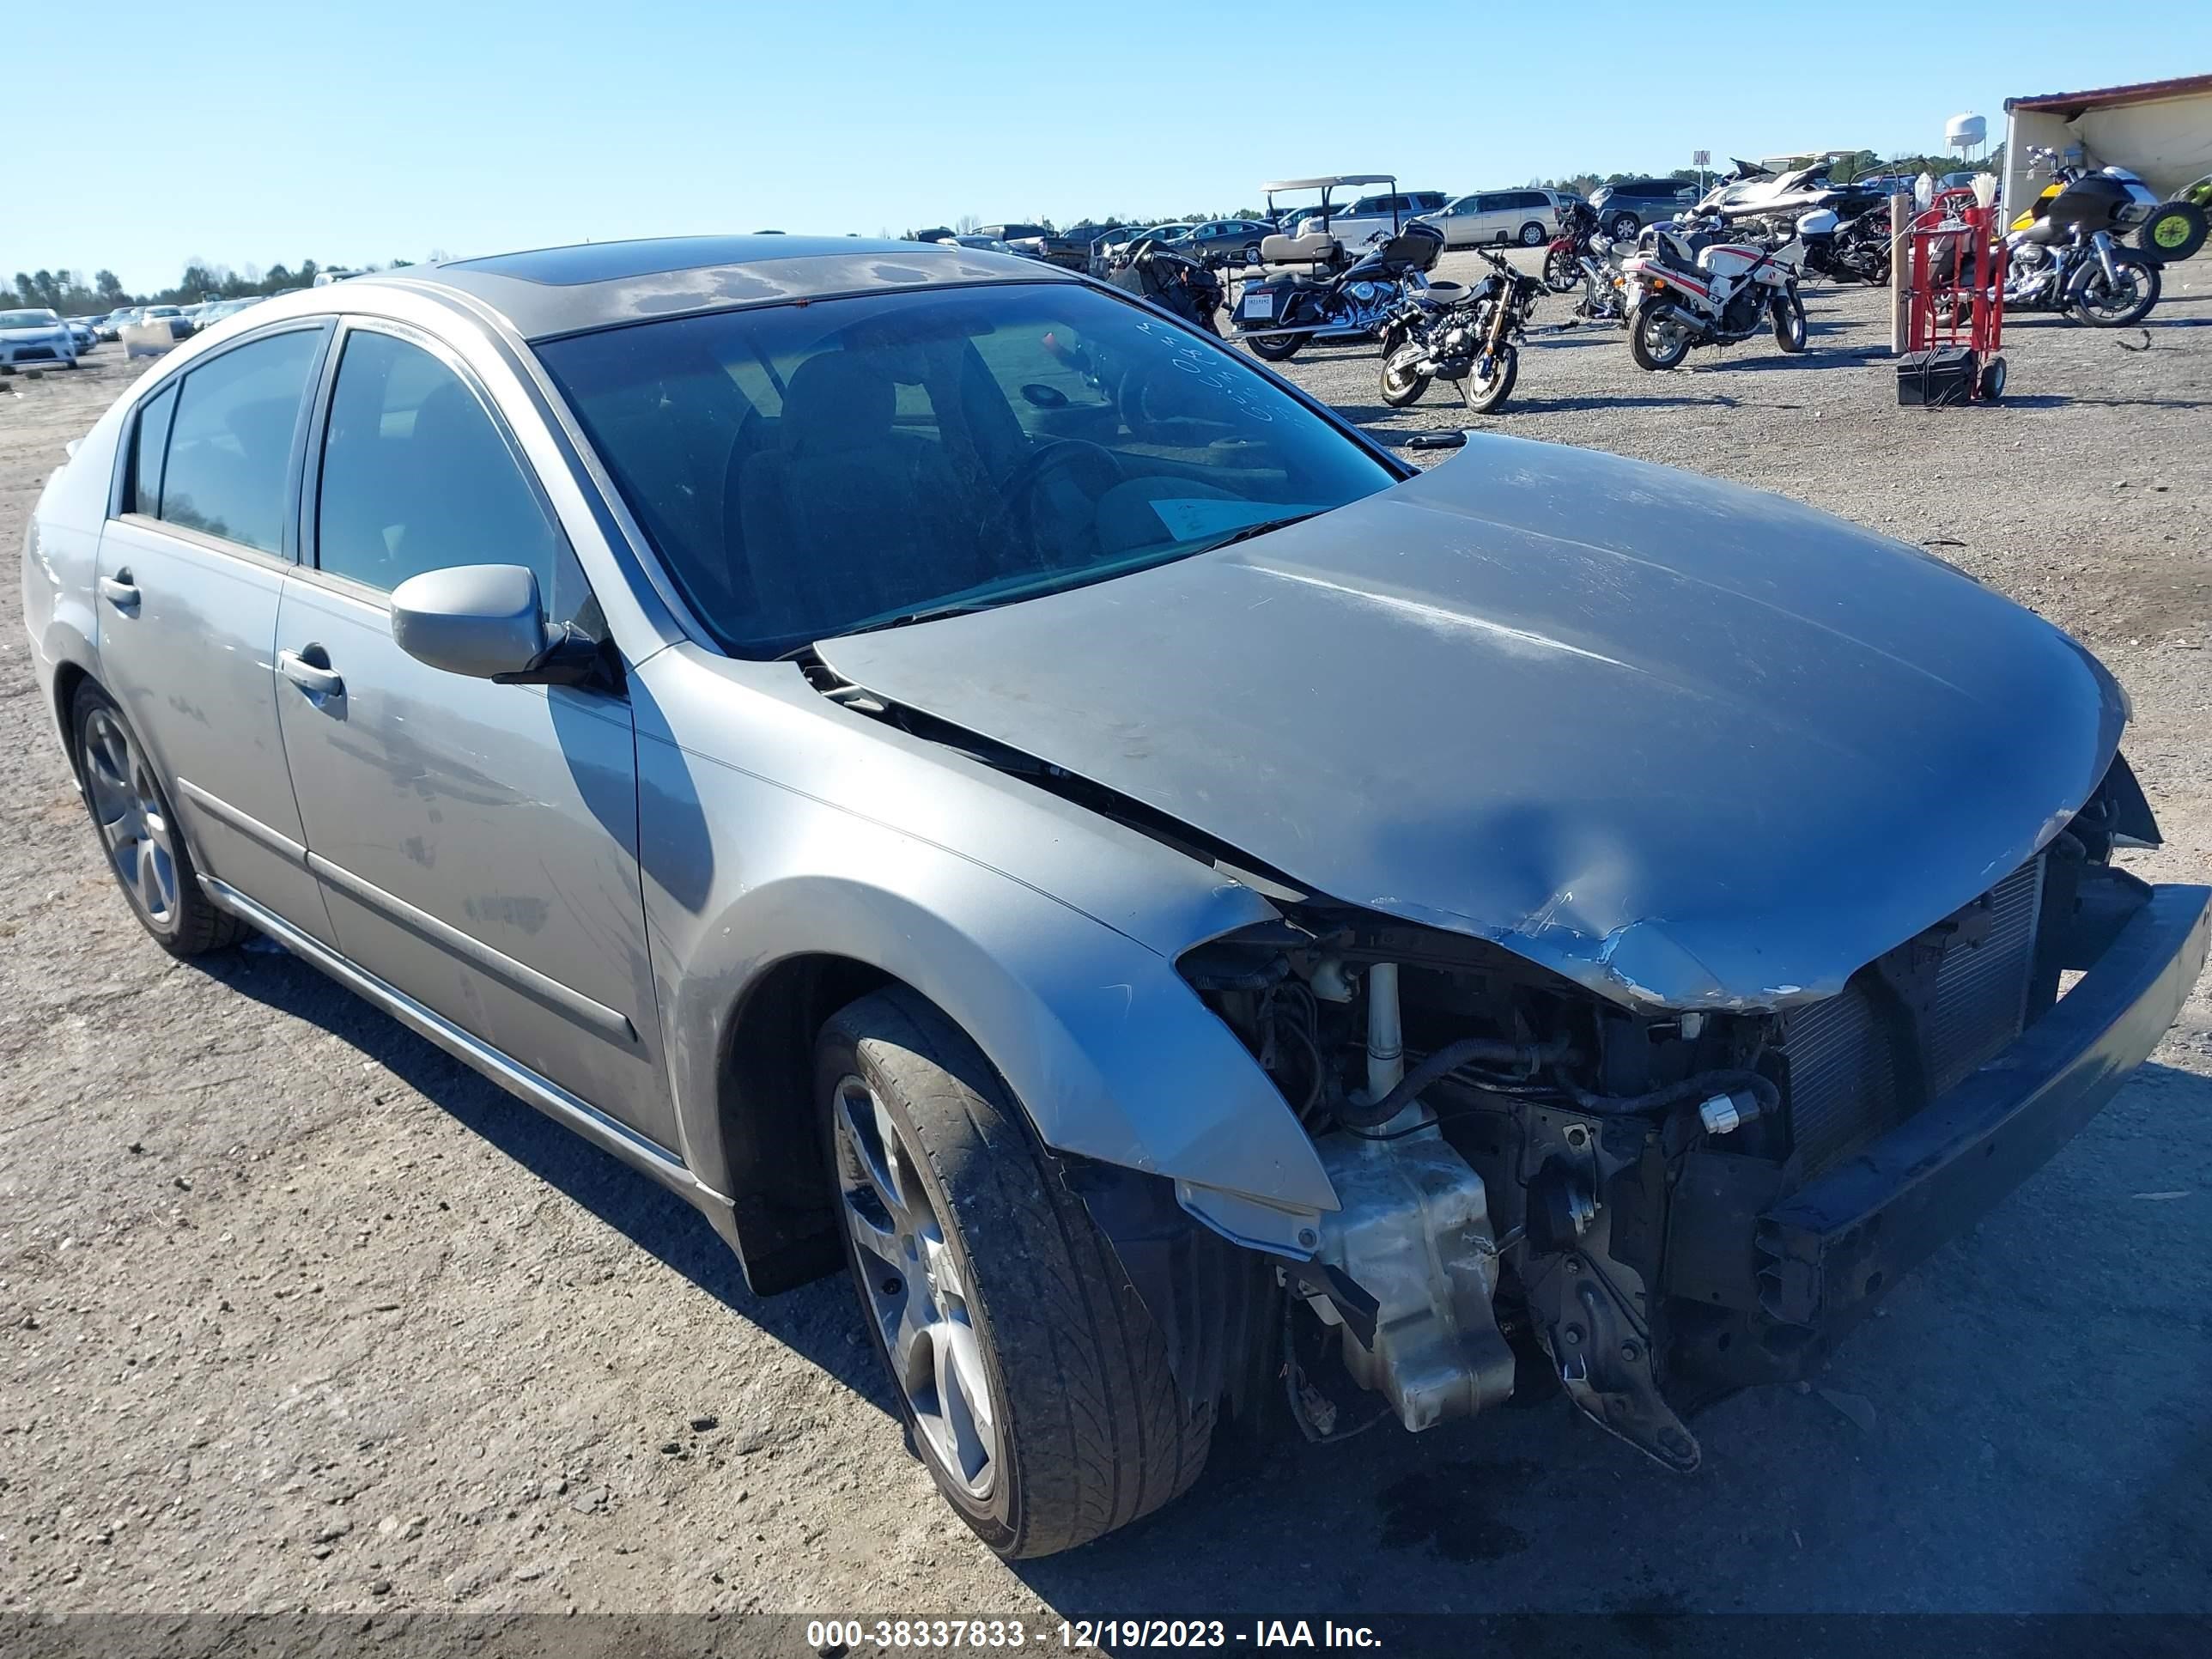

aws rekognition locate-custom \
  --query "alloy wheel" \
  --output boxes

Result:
[834,1073,999,1498]
[82,707,180,931]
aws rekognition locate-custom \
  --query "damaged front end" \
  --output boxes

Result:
[1174,756,2209,1472]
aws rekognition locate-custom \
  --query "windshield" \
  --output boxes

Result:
[0,310,59,328]
[539,283,1396,659]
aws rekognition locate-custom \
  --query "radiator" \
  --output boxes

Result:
[1778,859,2045,1177]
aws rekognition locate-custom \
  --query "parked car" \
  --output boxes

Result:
[137,305,196,340]
[934,234,1017,254]
[1174,218,1279,264]
[1414,188,1566,248]
[1293,190,1450,247]
[1094,222,1192,258]
[25,235,2209,1562]
[1589,177,1701,240]
[0,307,80,370]
[64,316,100,352]
[94,308,141,341]
[971,225,1049,258]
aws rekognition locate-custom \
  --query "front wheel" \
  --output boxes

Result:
[1460,343,1518,413]
[1542,248,1579,293]
[1626,302,1693,370]
[2136,200,2208,262]
[2068,252,2160,326]
[1771,293,1807,353]
[1379,338,1431,408]
[820,989,1212,1559]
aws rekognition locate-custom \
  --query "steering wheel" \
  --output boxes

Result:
[999,439,1127,565]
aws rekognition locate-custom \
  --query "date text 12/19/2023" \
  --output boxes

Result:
[806,1618,1386,1650]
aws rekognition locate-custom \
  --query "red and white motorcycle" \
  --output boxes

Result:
[1618,215,1808,370]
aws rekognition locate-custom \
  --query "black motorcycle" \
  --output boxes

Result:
[1377,248,1540,413]
[1232,228,1443,362]
[1108,240,1227,335]
[2003,150,2166,327]
[1796,198,1892,285]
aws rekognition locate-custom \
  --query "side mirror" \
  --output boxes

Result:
[391,563,597,685]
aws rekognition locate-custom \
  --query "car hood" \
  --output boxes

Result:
[817,436,2125,1011]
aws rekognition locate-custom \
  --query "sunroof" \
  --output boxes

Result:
[447,236,884,287]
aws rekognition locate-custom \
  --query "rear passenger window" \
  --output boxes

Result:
[315,329,565,601]
[158,329,322,554]
[128,383,178,515]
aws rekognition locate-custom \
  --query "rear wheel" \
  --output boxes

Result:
[70,682,241,957]
[1245,329,1304,362]
[1460,343,1518,413]
[1379,339,1431,408]
[820,988,1212,1559]
[1517,222,1546,247]
[1608,211,1641,242]
[2068,252,2160,326]
[1627,303,1692,370]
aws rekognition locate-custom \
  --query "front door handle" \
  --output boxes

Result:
[99,574,140,611]
[277,647,344,700]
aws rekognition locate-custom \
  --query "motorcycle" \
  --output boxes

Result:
[1377,247,1542,413]
[1231,228,1443,362]
[1795,199,1892,285]
[1542,201,1601,293]
[1107,239,1227,336]
[2002,148,2166,327]
[1619,215,1808,370]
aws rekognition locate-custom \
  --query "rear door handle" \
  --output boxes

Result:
[277,647,343,700]
[99,574,140,611]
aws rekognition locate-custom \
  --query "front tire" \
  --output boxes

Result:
[70,682,241,957]
[1771,293,1808,352]
[2136,200,2207,262]
[2068,252,2160,326]
[1626,302,1692,369]
[1543,248,1579,292]
[1460,343,1518,413]
[819,989,1212,1559]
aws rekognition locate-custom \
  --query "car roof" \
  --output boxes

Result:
[357,234,1079,342]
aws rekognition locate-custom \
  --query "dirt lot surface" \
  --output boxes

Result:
[3,258,2209,1631]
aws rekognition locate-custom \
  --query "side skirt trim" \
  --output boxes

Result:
[201,876,732,1215]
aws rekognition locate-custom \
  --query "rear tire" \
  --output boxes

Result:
[1245,330,1304,362]
[819,988,1213,1559]
[1379,339,1430,408]
[69,682,241,957]
[1518,222,1546,247]
[1627,303,1692,370]
[1608,212,1641,242]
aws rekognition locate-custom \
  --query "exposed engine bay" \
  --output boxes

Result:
[1176,757,2167,1471]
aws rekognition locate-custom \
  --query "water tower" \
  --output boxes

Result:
[1945,112,1987,163]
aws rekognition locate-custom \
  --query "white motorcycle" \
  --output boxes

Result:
[1617,216,1808,370]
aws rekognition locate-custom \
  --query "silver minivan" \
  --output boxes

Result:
[1415,188,1564,248]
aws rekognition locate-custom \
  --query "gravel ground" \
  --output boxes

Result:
[2,257,2209,1628]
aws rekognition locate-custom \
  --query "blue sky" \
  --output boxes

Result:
[13,1,2209,292]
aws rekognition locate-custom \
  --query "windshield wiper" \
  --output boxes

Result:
[776,600,998,659]
[1185,510,1324,555]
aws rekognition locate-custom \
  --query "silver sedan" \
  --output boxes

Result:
[23,237,2209,1556]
